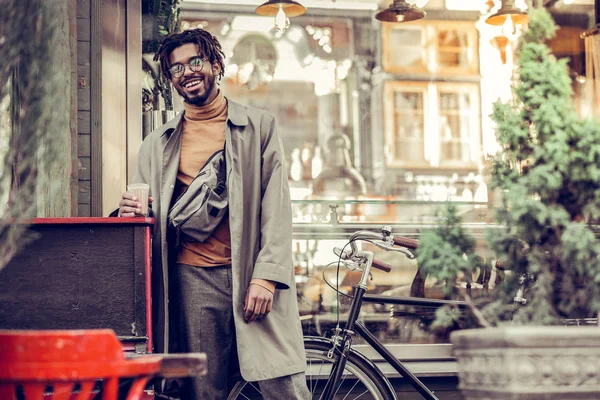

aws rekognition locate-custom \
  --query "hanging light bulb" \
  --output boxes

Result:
[375,0,426,23]
[501,14,516,39]
[256,0,306,32]
[274,4,290,32]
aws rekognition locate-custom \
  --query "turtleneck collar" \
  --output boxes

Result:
[183,90,227,122]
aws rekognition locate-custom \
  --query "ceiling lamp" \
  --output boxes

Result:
[485,0,528,26]
[375,0,426,23]
[256,0,306,32]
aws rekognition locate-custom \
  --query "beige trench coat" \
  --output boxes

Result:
[132,99,306,381]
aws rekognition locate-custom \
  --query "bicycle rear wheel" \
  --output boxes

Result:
[227,337,395,400]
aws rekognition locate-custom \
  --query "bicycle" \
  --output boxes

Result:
[228,226,467,400]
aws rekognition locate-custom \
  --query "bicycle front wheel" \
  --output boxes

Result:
[227,337,395,400]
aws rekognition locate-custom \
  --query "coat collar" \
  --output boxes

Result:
[226,99,249,127]
[160,96,248,138]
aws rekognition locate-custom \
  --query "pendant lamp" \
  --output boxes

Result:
[375,0,426,23]
[256,0,306,32]
[485,0,528,26]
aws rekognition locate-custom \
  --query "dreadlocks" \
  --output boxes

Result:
[154,28,226,80]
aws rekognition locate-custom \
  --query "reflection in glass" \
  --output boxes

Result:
[312,134,367,198]
[170,0,597,349]
[394,91,425,162]
[439,92,471,163]
[387,28,426,70]
[437,28,470,69]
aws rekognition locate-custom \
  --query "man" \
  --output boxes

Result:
[118,29,309,400]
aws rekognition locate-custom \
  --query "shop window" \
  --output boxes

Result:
[177,15,355,189]
[384,81,480,169]
[382,20,479,76]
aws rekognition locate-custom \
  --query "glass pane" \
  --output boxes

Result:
[439,91,472,163]
[437,29,470,69]
[394,91,425,162]
[438,29,465,47]
[137,0,599,351]
[388,29,426,70]
[296,229,493,344]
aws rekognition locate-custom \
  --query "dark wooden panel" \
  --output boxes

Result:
[0,223,148,337]
[78,156,90,180]
[77,17,91,41]
[78,134,90,157]
[78,111,91,133]
[78,202,91,217]
[77,0,90,18]
[79,181,91,204]
[133,225,148,336]
[77,41,90,66]
[78,65,90,86]
[78,87,90,110]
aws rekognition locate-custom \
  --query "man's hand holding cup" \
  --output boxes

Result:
[119,183,152,217]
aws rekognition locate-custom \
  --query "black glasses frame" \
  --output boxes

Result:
[168,56,205,78]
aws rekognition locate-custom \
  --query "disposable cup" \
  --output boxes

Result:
[127,183,150,216]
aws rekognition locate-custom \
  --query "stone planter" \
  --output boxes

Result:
[451,326,600,399]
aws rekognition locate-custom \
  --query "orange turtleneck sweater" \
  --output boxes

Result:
[176,91,275,293]
[176,90,231,267]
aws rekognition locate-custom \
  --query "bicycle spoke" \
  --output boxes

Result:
[333,371,348,398]
[237,391,251,400]
[313,359,325,399]
[229,343,390,400]
[341,379,361,400]
[352,390,371,399]
[308,357,314,396]
[248,381,261,395]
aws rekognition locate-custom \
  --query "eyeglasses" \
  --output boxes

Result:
[168,56,205,78]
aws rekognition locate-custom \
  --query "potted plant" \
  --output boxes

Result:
[142,0,181,110]
[416,6,600,399]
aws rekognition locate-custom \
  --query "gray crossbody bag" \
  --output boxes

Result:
[168,144,228,245]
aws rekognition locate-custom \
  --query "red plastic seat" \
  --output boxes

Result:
[0,329,163,400]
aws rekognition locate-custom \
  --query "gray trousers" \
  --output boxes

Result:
[173,264,310,400]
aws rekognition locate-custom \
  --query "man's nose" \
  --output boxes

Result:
[183,63,197,76]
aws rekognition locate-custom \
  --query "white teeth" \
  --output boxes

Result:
[184,79,202,89]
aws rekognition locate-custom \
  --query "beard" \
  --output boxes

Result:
[177,73,218,107]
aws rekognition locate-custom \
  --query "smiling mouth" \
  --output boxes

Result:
[183,78,203,89]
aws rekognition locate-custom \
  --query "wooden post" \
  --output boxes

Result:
[36,0,78,217]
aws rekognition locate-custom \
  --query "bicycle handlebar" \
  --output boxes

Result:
[393,236,419,250]
[338,228,419,273]
[371,258,392,273]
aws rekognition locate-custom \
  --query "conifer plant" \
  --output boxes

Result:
[416,7,600,328]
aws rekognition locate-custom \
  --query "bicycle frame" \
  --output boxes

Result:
[320,242,466,400]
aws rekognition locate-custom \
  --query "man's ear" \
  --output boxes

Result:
[212,62,221,77]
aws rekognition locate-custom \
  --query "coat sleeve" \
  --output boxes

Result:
[251,115,294,290]
[132,138,152,187]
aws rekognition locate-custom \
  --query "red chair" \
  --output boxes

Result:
[0,329,163,400]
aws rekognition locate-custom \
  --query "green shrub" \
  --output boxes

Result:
[417,7,600,327]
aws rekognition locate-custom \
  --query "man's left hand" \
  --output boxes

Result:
[244,283,273,323]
